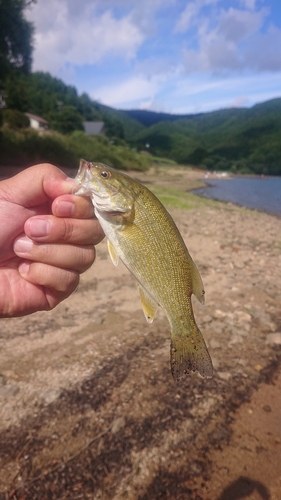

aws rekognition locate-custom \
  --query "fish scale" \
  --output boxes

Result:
[74,159,213,381]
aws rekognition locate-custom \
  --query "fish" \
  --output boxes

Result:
[73,159,213,381]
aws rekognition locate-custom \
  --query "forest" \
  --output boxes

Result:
[0,0,281,175]
[124,100,281,175]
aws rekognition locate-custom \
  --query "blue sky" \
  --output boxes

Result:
[25,0,281,114]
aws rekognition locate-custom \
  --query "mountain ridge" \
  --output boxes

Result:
[119,98,281,174]
[2,70,281,174]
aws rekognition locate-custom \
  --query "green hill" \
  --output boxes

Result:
[1,69,281,175]
[0,71,150,171]
[2,71,143,139]
[122,99,281,175]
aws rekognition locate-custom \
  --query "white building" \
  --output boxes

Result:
[25,113,49,130]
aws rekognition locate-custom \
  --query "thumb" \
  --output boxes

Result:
[0,164,74,207]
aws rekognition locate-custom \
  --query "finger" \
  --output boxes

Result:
[2,164,73,206]
[18,261,80,308]
[25,215,104,245]
[14,236,96,273]
[52,194,95,219]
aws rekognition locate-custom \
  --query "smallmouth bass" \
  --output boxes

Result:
[74,160,213,381]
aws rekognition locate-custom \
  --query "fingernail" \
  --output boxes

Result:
[18,262,30,276]
[14,236,33,254]
[65,177,75,184]
[28,219,50,237]
[55,200,74,217]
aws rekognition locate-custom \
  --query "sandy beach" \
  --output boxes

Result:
[0,165,280,499]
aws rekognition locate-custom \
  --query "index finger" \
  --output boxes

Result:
[52,194,95,219]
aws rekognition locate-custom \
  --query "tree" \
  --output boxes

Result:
[103,115,125,139]
[78,92,102,121]
[4,73,30,110]
[0,0,35,81]
[49,106,84,134]
[2,108,29,128]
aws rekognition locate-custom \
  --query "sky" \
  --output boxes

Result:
[25,0,281,115]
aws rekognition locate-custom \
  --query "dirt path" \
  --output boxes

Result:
[0,166,280,499]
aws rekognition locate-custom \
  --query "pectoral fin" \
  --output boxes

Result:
[190,260,205,305]
[107,239,119,266]
[138,286,158,324]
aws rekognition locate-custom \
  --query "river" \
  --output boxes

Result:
[193,176,281,217]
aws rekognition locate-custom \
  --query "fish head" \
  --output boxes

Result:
[73,159,135,216]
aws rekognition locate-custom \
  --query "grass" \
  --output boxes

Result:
[150,156,177,165]
[148,184,219,210]
[0,128,153,171]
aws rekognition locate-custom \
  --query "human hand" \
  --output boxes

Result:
[0,163,104,317]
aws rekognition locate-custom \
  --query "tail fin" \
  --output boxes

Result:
[170,326,213,381]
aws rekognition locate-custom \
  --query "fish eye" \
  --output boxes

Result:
[100,171,111,178]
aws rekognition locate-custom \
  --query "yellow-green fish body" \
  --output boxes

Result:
[74,160,213,380]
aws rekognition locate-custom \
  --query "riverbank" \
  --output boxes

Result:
[0,166,281,499]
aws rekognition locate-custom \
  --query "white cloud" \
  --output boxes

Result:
[169,71,281,114]
[174,0,219,33]
[217,7,267,43]
[24,0,281,113]
[182,5,281,74]
[93,75,163,108]
[174,2,201,33]
[238,0,257,10]
[245,25,281,72]
[26,0,173,72]
[26,0,145,73]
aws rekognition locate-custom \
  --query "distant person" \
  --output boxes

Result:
[0,163,104,318]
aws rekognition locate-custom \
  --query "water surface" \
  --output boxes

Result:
[193,177,281,217]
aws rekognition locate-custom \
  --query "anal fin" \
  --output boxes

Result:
[190,260,205,305]
[138,285,158,324]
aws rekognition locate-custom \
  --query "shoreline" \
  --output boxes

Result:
[191,174,281,219]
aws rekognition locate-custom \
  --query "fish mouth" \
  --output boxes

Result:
[73,159,127,216]
[73,159,120,197]
[72,160,93,196]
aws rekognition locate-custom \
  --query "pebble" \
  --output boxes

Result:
[111,416,126,434]
[211,322,225,334]
[0,384,20,399]
[202,315,213,323]
[266,333,281,345]
[214,309,226,319]
[42,389,62,405]
[56,317,78,327]
[218,372,232,381]
[0,374,6,387]
[189,461,203,476]
[235,311,252,323]
[210,339,221,349]
[234,262,244,269]
[228,335,243,346]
